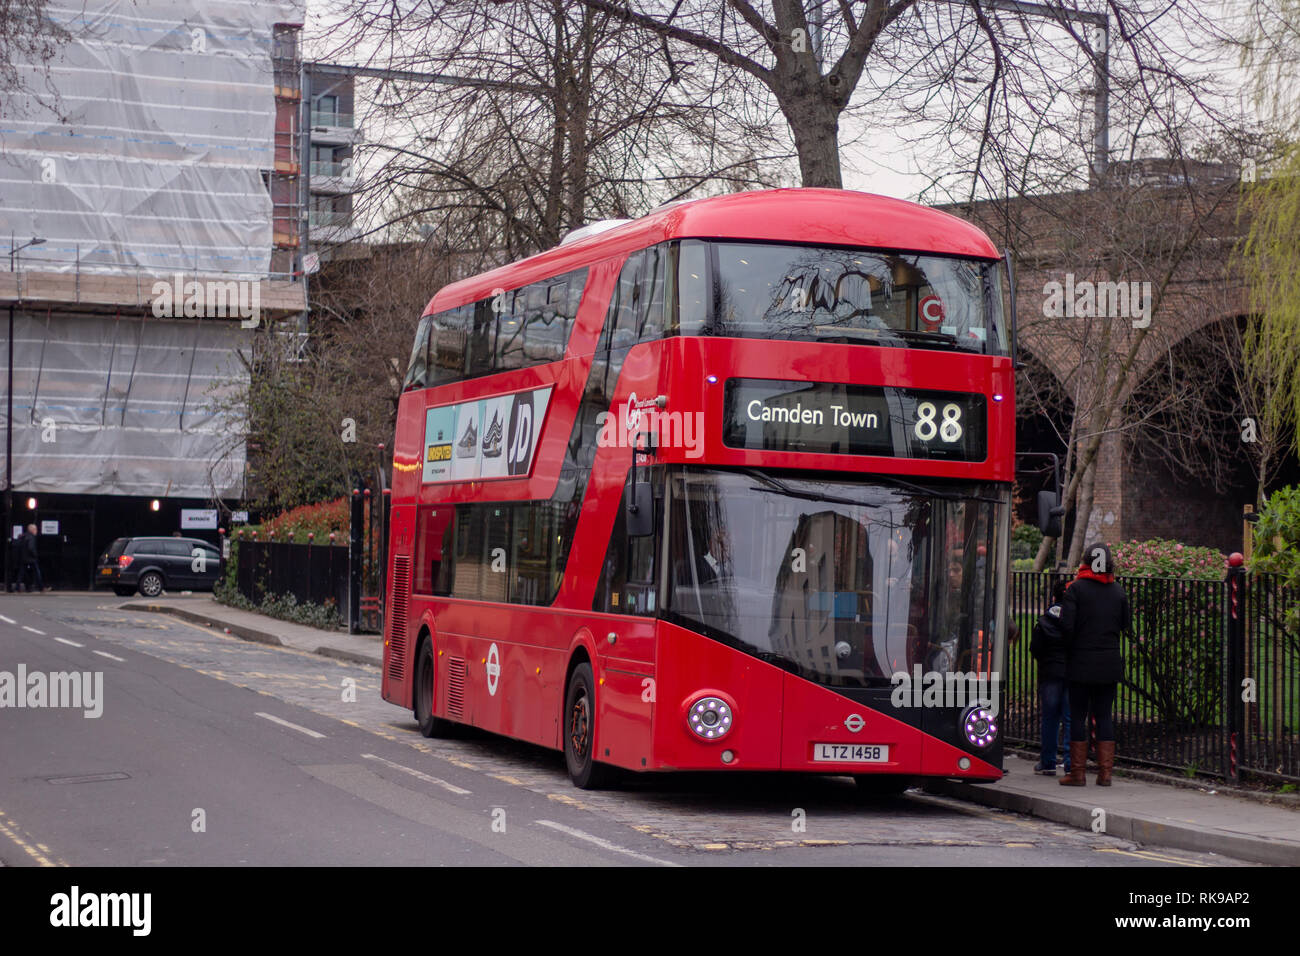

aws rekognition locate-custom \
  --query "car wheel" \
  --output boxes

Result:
[113,586,134,597]
[563,662,617,790]
[138,571,164,598]
[414,638,458,738]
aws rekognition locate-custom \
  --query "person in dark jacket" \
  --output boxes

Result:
[1058,542,1130,786]
[19,524,45,593]
[1029,577,1071,775]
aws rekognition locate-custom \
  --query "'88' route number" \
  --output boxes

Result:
[913,401,963,443]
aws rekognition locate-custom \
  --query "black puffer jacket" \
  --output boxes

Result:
[1029,602,1069,680]
[1059,576,1130,684]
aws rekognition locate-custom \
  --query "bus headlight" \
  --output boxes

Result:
[688,696,733,740]
[963,706,997,748]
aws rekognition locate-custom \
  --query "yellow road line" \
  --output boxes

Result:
[0,808,62,867]
[1095,846,1206,867]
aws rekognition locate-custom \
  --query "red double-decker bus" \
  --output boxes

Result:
[383,188,1014,790]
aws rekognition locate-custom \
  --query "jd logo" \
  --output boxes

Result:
[507,393,536,476]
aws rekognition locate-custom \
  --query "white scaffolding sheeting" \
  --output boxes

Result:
[0,0,306,277]
[0,314,251,498]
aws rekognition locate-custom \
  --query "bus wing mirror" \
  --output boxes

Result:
[1037,490,1063,538]
[626,482,654,538]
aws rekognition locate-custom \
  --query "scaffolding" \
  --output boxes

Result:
[272,23,304,276]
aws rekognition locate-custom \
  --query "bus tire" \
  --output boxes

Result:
[853,774,912,798]
[414,637,458,738]
[564,662,616,790]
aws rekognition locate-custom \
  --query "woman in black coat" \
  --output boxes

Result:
[1058,542,1129,786]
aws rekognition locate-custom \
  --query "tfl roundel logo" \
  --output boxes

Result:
[845,714,865,733]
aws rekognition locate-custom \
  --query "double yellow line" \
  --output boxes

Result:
[0,807,62,867]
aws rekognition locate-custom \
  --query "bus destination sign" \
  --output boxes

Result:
[723,378,987,462]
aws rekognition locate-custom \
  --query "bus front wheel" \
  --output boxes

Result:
[564,662,616,790]
[414,638,457,738]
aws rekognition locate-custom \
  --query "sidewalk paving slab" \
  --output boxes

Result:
[127,595,1300,866]
[927,752,1300,866]
[120,595,381,667]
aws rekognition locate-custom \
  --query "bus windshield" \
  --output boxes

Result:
[676,240,1009,357]
[665,468,1008,688]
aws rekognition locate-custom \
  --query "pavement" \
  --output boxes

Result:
[126,593,1300,867]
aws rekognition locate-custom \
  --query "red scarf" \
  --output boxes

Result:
[1074,565,1114,585]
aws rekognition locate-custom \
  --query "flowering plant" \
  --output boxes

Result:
[241,497,350,542]
[1109,539,1225,580]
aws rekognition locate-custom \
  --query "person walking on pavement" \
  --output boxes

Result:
[1058,542,1129,786]
[19,524,46,593]
[1029,577,1072,775]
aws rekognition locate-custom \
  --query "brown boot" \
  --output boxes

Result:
[1096,741,1115,786]
[1059,741,1088,786]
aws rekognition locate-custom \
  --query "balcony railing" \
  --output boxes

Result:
[310,161,353,179]
[310,110,354,129]
[308,210,352,228]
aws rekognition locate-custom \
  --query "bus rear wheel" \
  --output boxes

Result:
[564,662,616,790]
[414,638,457,738]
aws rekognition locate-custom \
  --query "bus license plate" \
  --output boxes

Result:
[813,743,888,763]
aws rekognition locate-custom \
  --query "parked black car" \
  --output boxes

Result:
[96,537,221,597]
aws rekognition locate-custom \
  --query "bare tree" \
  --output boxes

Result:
[1,0,66,114]
[315,0,789,259]
[561,1,1234,195]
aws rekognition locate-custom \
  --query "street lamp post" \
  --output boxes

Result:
[5,236,46,591]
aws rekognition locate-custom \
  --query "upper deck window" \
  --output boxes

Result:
[681,240,1009,357]
[404,266,589,390]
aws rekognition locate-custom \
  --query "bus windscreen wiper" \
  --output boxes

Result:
[741,469,882,509]
[813,325,964,350]
[868,473,1003,505]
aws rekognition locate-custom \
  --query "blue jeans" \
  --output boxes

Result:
[1039,677,1072,771]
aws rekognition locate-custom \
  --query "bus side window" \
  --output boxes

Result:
[496,288,527,370]
[467,298,498,377]
[607,250,644,352]
[433,510,456,596]
[430,305,470,384]
[403,316,432,390]
[416,506,450,594]
[675,240,709,335]
[521,282,559,364]
[637,243,666,343]
[565,268,586,324]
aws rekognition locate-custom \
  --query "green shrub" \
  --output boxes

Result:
[1253,485,1300,577]
[1252,485,1300,633]
[216,584,341,630]
[1011,523,1043,560]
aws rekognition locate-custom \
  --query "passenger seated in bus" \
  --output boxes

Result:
[674,527,730,587]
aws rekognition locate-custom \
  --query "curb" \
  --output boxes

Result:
[122,602,284,647]
[123,601,383,668]
[926,778,1300,866]
[313,645,382,667]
